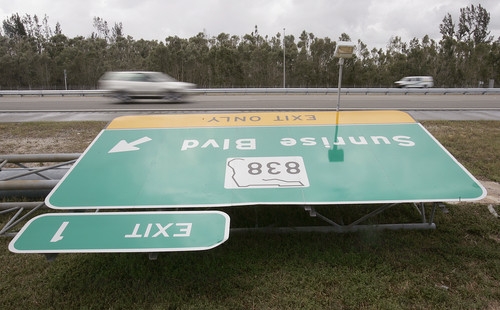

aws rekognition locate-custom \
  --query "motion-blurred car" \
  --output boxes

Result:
[394,76,434,88]
[98,71,196,102]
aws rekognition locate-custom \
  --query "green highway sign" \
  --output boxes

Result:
[45,111,486,209]
[9,211,230,253]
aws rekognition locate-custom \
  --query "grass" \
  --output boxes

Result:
[422,120,500,182]
[1,120,500,309]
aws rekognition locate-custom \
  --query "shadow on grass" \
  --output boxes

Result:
[46,231,410,308]
[35,204,500,309]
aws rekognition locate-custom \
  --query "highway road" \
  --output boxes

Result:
[0,94,499,121]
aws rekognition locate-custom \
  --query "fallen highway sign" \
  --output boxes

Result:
[45,111,486,209]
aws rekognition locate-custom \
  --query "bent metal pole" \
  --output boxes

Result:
[337,57,344,112]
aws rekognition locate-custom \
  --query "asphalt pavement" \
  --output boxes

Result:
[1,94,499,121]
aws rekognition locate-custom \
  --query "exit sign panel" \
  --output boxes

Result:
[9,211,230,253]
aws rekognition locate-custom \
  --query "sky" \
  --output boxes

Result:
[1,0,499,50]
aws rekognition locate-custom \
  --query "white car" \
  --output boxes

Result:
[394,76,434,88]
[98,71,196,102]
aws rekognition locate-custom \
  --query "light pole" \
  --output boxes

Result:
[333,42,355,111]
[64,69,67,90]
[329,42,355,162]
[283,28,286,88]
[336,58,344,112]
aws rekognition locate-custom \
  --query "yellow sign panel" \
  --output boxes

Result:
[106,110,416,129]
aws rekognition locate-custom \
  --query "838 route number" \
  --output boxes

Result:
[224,156,309,189]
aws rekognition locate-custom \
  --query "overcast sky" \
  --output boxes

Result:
[1,0,499,49]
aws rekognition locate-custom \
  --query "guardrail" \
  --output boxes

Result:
[1,88,500,97]
[196,87,500,95]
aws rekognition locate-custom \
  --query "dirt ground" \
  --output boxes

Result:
[478,180,500,205]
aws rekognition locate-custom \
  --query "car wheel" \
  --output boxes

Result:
[163,92,182,102]
[114,91,132,103]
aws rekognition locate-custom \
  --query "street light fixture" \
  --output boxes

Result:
[334,42,356,59]
[334,42,355,111]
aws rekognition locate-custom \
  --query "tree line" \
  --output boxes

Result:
[1,4,498,90]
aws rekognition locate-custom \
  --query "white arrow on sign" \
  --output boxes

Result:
[50,221,69,243]
[108,136,152,153]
